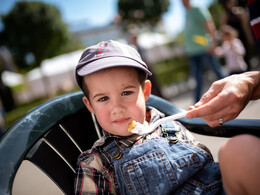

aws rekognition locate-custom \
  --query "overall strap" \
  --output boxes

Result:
[160,120,179,133]
[102,139,123,161]
[160,121,179,143]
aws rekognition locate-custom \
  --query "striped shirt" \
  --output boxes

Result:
[74,107,199,194]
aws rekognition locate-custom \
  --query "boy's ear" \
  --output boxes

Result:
[144,80,152,101]
[82,96,94,113]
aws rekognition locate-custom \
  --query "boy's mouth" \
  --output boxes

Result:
[113,118,130,124]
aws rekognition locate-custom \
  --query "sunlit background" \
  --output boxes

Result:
[0,0,214,36]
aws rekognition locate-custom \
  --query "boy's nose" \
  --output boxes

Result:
[111,99,126,115]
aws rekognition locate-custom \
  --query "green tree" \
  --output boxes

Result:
[118,0,170,29]
[0,2,78,71]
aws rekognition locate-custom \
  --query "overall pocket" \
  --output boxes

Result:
[114,139,207,195]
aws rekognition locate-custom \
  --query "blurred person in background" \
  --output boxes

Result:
[129,33,165,99]
[215,24,248,75]
[186,1,260,194]
[181,0,225,103]
[220,0,254,71]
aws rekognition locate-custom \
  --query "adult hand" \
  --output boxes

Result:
[186,72,260,127]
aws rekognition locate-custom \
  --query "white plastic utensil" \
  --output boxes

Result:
[131,111,187,135]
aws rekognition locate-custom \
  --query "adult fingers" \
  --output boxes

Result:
[194,80,224,108]
[201,106,240,127]
[187,92,228,119]
[187,91,245,127]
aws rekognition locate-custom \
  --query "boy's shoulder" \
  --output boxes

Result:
[77,136,106,163]
[77,148,97,163]
[77,146,105,169]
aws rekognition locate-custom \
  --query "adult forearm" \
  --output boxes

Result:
[245,71,260,100]
[205,20,217,46]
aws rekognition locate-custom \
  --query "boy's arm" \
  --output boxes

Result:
[74,153,115,194]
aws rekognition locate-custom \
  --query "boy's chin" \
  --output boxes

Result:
[117,132,134,137]
[110,130,133,137]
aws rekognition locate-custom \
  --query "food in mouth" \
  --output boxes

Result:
[128,120,144,133]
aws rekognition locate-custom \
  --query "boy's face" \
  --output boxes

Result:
[82,67,151,136]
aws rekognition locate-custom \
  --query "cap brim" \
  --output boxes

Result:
[77,56,152,77]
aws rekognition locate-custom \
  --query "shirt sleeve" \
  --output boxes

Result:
[74,152,116,195]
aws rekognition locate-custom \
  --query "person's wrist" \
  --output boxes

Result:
[251,71,260,100]
[244,71,260,100]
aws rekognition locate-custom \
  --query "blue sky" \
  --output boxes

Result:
[0,0,214,37]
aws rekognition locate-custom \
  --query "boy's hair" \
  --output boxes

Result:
[75,40,152,90]
[81,67,147,99]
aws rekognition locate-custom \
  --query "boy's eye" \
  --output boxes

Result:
[122,91,133,96]
[98,96,109,102]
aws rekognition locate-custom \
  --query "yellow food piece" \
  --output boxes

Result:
[128,121,137,132]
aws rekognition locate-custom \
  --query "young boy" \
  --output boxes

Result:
[74,40,225,194]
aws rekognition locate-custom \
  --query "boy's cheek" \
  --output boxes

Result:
[95,111,107,123]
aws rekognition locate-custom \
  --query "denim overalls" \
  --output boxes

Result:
[103,122,225,195]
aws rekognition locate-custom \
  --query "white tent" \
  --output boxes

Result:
[138,32,171,49]
[26,50,83,81]
[1,71,24,87]
[12,50,83,102]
